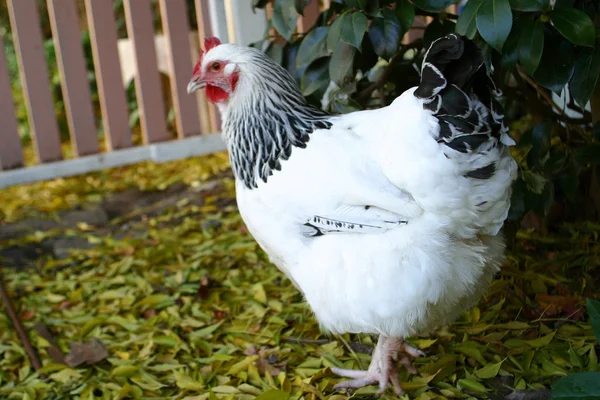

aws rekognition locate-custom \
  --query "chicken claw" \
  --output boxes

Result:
[331,336,424,396]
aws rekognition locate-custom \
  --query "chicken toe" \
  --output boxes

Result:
[331,336,423,396]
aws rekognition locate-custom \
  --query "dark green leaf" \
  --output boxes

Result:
[570,46,600,108]
[284,40,302,82]
[412,0,455,13]
[345,0,381,16]
[344,0,361,7]
[301,57,330,96]
[575,144,600,165]
[551,371,600,400]
[530,120,552,165]
[368,9,401,60]
[558,159,580,203]
[252,0,271,10]
[272,0,299,41]
[340,12,368,50]
[456,0,484,40]
[395,0,415,34]
[536,181,554,217]
[329,41,356,84]
[508,179,527,220]
[266,42,284,65]
[327,14,344,52]
[363,0,382,17]
[594,122,600,140]
[295,0,311,15]
[476,0,513,51]
[424,18,456,49]
[518,18,544,74]
[500,17,523,68]
[509,0,548,11]
[554,0,575,8]
[522,170,547,194]
[533,34,575,92]
[296,26,330,69]
[587,299,600,343]
[550,8,595,47]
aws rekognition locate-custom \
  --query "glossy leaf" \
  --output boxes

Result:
[476,0,513,51]
[266,42,285,65]
[301,57,330,96]
[587,298,600,343]
[550,8,596,47]
[522,170,547,194]
[368,9,402,60]
[534,35,575,92]
[327,14,344,52]
[530,120,552,165]
[252,0,271,9]
[344,0,381,17]
[395,0,415,34]
[272,0,299,41]
[509,0,548,11]
[329,41,356,84]
[456,0,484,40]
[294,0,311,15]
[575,144,600,165]
[518,18,544,74]
[296,27,330,69]
[340,12,368,50]
[475,360,503,379]
[570,46,600,108]
[500,17,524,68]
[552,372,600,400]
[412,0,455,12]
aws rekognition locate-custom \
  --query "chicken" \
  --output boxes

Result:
[187,34,517,395]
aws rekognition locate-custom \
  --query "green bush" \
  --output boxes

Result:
[252,0,600,236]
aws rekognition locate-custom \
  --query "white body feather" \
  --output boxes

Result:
[234,89,517,337]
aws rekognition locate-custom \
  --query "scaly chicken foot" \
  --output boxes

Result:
[331,336,424,396]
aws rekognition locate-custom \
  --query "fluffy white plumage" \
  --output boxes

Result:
[236,88,514,337]
[188,34,518,395]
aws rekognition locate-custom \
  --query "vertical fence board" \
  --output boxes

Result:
[297,0,320,33]
[159,0,201,138]
[85,0,132,150]
[0,38,24,170]
[7,0,62,163]
[47,0,98,157]
[123,0,169,144]
[194,0,220,132]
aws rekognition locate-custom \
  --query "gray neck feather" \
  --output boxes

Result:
[220,50,332,189]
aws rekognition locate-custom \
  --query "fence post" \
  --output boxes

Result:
[123,0,169,144]
[7,0,62,163]
[159,0,202,138]
[85,0,132,150]
[47,0,99,157]
[194,0,221,132]
[0,38,23,170]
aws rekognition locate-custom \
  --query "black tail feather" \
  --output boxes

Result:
[414,34,514,155]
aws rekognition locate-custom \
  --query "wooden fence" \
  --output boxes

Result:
[0,0,450,189]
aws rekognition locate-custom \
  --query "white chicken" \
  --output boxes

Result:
[187,34,518,395]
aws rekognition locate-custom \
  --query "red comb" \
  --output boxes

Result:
[204,37,221,51]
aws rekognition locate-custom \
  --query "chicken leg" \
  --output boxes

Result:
[331,336,424,396]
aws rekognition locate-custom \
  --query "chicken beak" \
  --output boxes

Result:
[187,79,206,94]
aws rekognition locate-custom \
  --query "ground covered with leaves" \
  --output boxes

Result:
[0,153,599,400]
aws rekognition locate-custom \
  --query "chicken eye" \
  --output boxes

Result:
[210,62,221,72]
